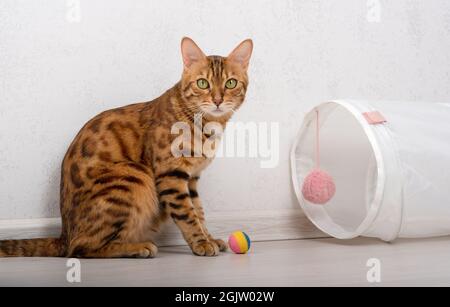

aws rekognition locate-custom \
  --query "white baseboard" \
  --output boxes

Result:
[0,208,325,246]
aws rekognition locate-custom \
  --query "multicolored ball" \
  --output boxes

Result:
[228,231,251,254]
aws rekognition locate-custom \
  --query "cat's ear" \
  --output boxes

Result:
[227,39,253,70]
[181,37,206,69]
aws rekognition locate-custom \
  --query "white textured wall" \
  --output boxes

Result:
[1,0,450,219]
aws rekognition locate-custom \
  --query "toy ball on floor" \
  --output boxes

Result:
[302,169,336,205]
[228,231,251,254]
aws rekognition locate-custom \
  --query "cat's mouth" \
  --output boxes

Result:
[201,104,232,117]
[207,109,228,117]
[211,108,226,115]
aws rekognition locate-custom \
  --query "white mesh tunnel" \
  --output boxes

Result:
[291,100,450,241]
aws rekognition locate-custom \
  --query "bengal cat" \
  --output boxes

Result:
[0,37,253,258]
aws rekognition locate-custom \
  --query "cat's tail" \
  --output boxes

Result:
[0,238,66,257]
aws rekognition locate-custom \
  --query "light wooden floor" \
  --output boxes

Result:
[1,236,449,286]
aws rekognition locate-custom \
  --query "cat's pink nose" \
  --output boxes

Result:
[213,97,223,106]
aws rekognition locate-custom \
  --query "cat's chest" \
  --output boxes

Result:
[187,131,221,174]
[149,122,222,173]
[184,158,209,178]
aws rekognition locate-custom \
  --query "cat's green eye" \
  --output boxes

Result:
[197,78,209,89]
[225,78,237,89]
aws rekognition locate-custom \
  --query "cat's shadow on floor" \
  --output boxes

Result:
[158,246,193,255]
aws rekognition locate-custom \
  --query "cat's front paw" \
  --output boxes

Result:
[211,238,228,252]
[191,240,220,256]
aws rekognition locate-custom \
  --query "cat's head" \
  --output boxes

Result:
[180,37,253,120]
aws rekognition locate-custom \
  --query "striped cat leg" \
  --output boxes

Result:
[188,176,227,251]
[65,162,160,259]
[156,170,220,256]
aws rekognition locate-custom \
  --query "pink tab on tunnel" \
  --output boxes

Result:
[363,111,387,125]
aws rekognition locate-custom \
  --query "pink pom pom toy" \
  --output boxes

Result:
[302,109,336,205]
[302,169,335,204]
